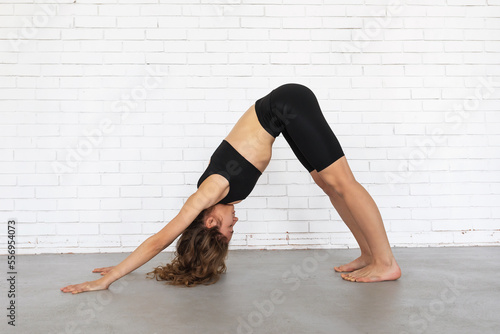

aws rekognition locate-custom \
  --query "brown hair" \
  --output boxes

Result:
[146,206,229,287]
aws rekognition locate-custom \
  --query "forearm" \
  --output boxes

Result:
[97,211,194,287]
[99,235,161,287]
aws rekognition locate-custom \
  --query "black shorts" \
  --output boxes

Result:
[255,83,345,173]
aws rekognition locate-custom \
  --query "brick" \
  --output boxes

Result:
[57,199,100,211]
[309,221,350,233]
[412,232,455,245]
[15,199,57,211]
[247,233,289,247]
[56,223,99,235]
[120,209,164,222]
[453,231,497,245]
[100,223,142,235]
[100,198,141,210]
[79,210,120,223]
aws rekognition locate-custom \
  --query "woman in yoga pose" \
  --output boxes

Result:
[61,83,401,293]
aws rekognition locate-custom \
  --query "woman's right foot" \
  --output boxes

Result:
[334,255,371,273]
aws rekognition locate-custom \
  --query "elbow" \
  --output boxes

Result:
[149,234,165,253]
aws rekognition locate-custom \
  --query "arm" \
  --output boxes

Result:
[61,175,228,294]
[98,219,182,288]
[102,175,228,286]
[60,216,186,294]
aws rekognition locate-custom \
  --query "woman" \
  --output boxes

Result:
[61,83,401,294]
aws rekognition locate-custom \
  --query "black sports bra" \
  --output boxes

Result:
[197,140,262,205]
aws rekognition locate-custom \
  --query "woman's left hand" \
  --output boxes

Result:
[60,278,109,294]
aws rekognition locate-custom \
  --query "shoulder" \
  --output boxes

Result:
[179,174,230,222]
[152,174,230,249]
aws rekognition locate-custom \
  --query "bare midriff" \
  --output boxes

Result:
[220,104,276,204]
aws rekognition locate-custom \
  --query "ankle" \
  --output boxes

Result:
[372,256,395,267]
[359,251,372,260]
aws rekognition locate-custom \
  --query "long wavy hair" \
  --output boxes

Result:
[146,206,229,287]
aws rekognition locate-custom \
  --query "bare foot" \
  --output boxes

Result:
[340,260,401,283]
[334,255,371,273]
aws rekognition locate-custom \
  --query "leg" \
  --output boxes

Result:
[318,157,401,282]
[310,170,372,272]
[269,84,400,282]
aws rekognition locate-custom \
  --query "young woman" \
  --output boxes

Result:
[61,83,401,294]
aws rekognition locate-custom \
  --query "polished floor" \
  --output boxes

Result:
[1,247,499,334]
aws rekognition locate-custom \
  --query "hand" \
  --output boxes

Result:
[60,278,109,294]
[92,266,115,275]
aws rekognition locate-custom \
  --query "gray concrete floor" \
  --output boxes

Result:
[1,247,500,334]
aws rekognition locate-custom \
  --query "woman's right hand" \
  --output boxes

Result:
[92,266,115,276]
[60,278,110,294]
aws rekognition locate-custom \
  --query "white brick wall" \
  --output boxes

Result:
[1,0,499,254]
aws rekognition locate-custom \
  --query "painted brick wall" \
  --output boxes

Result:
[1,0,499,254]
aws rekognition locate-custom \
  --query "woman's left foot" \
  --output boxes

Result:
[334,255,371,273]
[340,260,401,283]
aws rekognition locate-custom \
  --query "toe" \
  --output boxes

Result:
[343,274,355,282]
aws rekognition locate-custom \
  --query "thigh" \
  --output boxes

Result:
[274,83,345,172]
[282,129,314,173]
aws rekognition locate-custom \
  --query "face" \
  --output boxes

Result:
[205,204,239,242]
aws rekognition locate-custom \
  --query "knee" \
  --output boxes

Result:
[320,182,338,198]
[311,171,339,198]
[317,157,357,197]
[329,176,357,198]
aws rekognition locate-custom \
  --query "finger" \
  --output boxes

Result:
[61,283,85,293]
[67,286,79,294]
